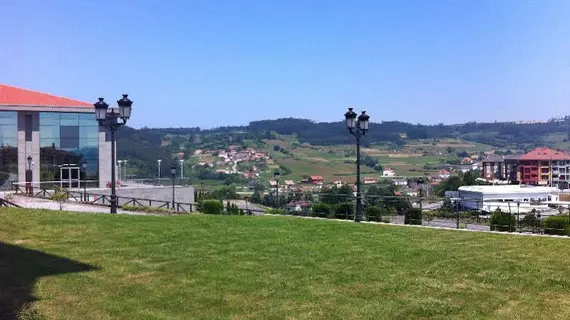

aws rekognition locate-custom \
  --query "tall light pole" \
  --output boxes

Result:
[157,159,162,181]
[94,95,133,214]
[123,159,128,181]
[117,160,123,181]
[171,166,177,210]
[274,170,280,208]
[81,161,87,201]
[417,178,424,210]
[179,159,184,179]
[344,108,370,223]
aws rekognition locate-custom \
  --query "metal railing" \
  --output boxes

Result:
[0,197,21,208]
[11,183,196,213]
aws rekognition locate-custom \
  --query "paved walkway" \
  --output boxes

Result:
[389,216,490,231]
[4,194,150,215]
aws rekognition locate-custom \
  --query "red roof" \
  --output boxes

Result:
[520,148,570,161]
[0,84,91,108]
[310,176,323,180]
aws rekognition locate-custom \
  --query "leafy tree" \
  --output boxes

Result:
[321,186,353,205]
[250,190,262,204]
[490,209,516,232]
[456,151,470,158]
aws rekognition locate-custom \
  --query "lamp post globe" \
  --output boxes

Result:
[344,108,357,130]
[117,94,133,119]
[94,98,109,121]
[27,156,32,169]
[357,111,370,133]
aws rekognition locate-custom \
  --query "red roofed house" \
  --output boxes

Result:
[0,84,112,189]
[519,148,570,186]
[310,176,324,185]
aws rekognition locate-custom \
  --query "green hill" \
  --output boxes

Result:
[116,117,570,181]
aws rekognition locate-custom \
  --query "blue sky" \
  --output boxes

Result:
[1,0,570,128]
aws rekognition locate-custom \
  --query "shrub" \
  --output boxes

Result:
[311,203,332,218]
[365,206,383,222]
[490,209,516,232]
[267,208,287,215]
[404,208,422,225]
[544,216,569,235]
[520,214,541,229]
[50,187,69,211]
[423,211,436,225]
[202,200,223,215]
[335,202,354,219]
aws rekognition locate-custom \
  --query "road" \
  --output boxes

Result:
[228,200,266,215]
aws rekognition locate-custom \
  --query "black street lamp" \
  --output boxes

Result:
[274,170,280,208]
[344,108,370,222]
[27,156,33,194]
[94,94,133,214]
[171,166,176,210]
[81,161,87,201]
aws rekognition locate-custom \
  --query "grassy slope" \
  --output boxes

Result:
[254,138,491,181]
[2,209,570,319]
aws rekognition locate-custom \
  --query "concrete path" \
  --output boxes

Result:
[6,194,150,216]
[389,216,490,231]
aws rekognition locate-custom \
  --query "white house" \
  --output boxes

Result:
[383,169,395,177]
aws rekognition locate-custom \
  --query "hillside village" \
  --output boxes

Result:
[190,143,489,197]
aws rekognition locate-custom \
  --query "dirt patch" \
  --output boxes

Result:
[307,157,330,163]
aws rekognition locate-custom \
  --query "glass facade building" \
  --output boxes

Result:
[0,111,18,176]
[39,112,100,183]
[0,84,112,189]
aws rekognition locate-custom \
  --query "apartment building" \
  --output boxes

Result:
[518,148,570,186]
[482,154,521,182]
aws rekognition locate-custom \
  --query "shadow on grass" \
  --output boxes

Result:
[0,242,98,320]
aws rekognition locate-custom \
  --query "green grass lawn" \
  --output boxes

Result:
[3,209,570,319]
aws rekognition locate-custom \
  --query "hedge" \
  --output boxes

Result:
[202,200,224,215]
[365,206,383,222]
[311,203,332,218]
[404,208,422,225]
[544,216,570,235]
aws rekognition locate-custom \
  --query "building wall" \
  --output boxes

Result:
[17,111,40,185]
[98,126,113,189]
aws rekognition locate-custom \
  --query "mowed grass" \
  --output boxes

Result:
[3,209,570,319]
